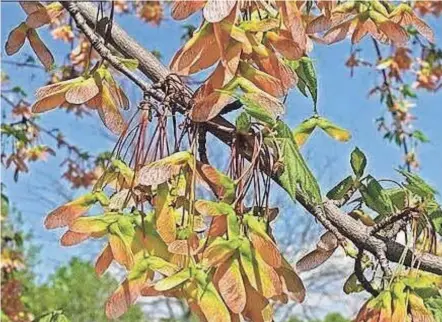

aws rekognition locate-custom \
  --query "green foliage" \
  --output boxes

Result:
[286,312,350,322]
[240,94,277,125]
[425,295,442,322]
[286,57,318,110]
[326,176,354,200]
[21,258,145,322]
[397,170,438,199]
[34,310,70,322]
[350,148,367,178]
[271,121,321,204]
[235,112,251,134]
[359,176,394,217]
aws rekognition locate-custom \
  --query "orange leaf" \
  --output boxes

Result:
[203,0,236,23]
[105,277,147,320]
[378,21,408,47]
[239,61,285,97]
[190,89,234,122]
[44,202,90,229]
[213,256,246,314]
[277,258,305,303]
[95,244,114,277]
[27,28,54,70]
[60,230,90,246]
[171,1,205,20]
[242,279,273,322]
[109,233,134,270]
[208,216,227,237]
[5,23,28,56]
[65,77,100,105]
[95,82,126,135]
[254,48,297,92]
[155,183,177,244]
[323,19,355,44]
[31,89,67,113]
[266,30,304,61]
[250,232,281,268]
[25,3,64,29]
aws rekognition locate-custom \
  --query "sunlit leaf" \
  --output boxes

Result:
[44,193,98,229]
[272,121,321,204]
[326,176,354,200]
[351,147,367,178]
[154,268,191,291]
[213,255,246,314]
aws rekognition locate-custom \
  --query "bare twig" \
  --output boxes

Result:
[355,250,379,296]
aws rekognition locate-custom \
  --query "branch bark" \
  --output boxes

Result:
[64,1,442,276]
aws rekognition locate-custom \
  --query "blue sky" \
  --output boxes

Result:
[1,2,441,318]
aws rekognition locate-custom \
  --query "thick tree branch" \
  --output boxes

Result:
[65,1,442,276]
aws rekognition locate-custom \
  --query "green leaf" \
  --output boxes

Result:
[145,256,178,276]
[154,268,191,291]
[235,112,251,134]
[272,121,321,204]
[401,84,417,98]
[350,147,367,178]
[244,214,269,240]
[240,94,276,126]
[326,176,354,200]
[425,296,442,322]
[272,122,321,203]
[297,78,308,97]
[317,117,351,143]
[412,130,430,143]
[297,57,318,109]
[116,216,136,245]
[384,188,407,211]
[343,273,364,294]
[34,311,70,322]
[94,191,110,206]
[1,191,9,218]
[429,210,442,236]
[127,256,152,281]
[194,200,235,217]
[398,170,437,199]
[111,159,134,182]
[227,213,240,238]
[292,116,318,147]
[360,176,393,216]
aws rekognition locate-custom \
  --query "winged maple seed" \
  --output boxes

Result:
[30,1,438,321]
[5,23,54,70]
[170,1,309,122]
[31,66,128,135]
[43,150,307,321]
[296,231,339,273]
[307,1,416,46]
[355,273,442,322]
[4,1,64,70]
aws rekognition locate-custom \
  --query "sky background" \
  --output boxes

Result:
[1,2,441,320]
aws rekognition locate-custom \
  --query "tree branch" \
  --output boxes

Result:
[64,1,442,276]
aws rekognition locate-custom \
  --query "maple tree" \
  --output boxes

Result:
[2,1,442,321]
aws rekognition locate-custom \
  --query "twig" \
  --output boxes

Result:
[355,250,379,296]
[370,207,416,235]
[62,2,155,96]
[372,37,411,172]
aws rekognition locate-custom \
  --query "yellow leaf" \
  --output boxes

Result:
[317,117,351,142]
